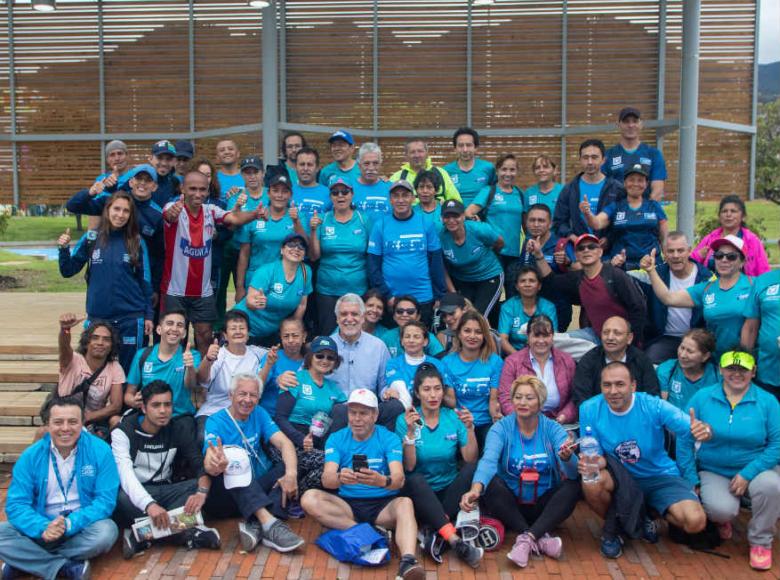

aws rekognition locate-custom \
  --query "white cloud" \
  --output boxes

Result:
[760,0,780,63]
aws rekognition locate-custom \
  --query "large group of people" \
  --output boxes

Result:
[1,106,778,580]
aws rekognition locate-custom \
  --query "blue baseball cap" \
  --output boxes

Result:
[328,130,354,146]
[128,163,158,181]
[310,335,339,355]
[329,178,353,192]
[151,139,176,157]
[174,140,194,159]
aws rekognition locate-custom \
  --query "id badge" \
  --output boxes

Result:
[519,467,540,505]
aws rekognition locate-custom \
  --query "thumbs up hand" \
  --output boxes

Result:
[689,407,713,442]
[165,197,185,222]
[641,248,657,272]
[610,248,627,268]
[289,200,299,222]
[182,342,195,368]
[206,338,220,362]
[58,228,72,248]
[579,194,592,216]
[310,209,322,230]
[256,201,268,221]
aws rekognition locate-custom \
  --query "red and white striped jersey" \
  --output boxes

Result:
[161,202,229,297]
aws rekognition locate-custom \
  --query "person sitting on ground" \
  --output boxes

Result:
[56,313,125,438]
[382,295,444,358]
[680,349,780,571]
[460,376,580,568]
[112,381,220,559]
[498,266,558,356]
[573,316,659,407]
[442,311,504,449]
[656,328,719,412]
[125,309,205,420]
[362,288,390,338]
[498,315,577,424]
[203,374,305,554]
[0,396,119,580]
[384,321,444,408]
[274,336,346,494]
[300,389,427,580]
[578,362,709,559]
[395,364,483,568]
[692,195,769,277]
[257,317,306,416]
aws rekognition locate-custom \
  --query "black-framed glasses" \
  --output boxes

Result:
[713,251,740,262]
[395,307,417,315]
[314,353,337,362]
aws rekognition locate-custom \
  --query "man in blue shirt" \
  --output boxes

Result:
[300,388,426,580]
[443,127,495,206]
[318,130,361,187]
[292,147,332,226]
[277,132,306,185]
[602,107,667,202]
[353,143,391,226]
[368,179,446,327]
[578,362,708,558]
[215,139,245,204]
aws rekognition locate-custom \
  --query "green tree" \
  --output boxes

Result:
[757,98,780,205]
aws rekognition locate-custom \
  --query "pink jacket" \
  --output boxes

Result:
[498,347,577,423]
[692,227,770,277]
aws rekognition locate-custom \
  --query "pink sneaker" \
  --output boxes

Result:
[507,533,537,567]
[717,521,733,541]
[750,545,772,571]
[536,534,563,559]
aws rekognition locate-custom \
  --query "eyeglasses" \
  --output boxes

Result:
[576,243,599,252]
[314,353,337,362]
[395,307,417,315]
[713,251,740,262]
[284,242,306,251]
[331,189,351,197]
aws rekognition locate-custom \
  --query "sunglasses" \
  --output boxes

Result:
[314,353,337,362]
[331,189,351,197]
[285,242,306,251]
[576,243,599,252]
[395,307,417,315]
[713,251,740,262]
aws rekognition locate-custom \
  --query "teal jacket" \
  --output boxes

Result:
[680,383,780,484]
[5,431,119,540]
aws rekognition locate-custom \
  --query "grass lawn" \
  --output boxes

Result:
[0,248,86,292]
[0,215,85,242]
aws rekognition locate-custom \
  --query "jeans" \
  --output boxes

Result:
[0,519,118,580]
[113,479,198,529]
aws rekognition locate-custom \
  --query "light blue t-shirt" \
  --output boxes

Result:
[324,426,403,499]
[203,406,278,478]
[240,214,298,286]
[472,185,524,257]
[441,352,503,426]
[746,270,780,388]
[127,344,201,417]
[260,351,304,415]
[216,171,245,204]
[353,180,391,228]
[687,274,754,356]
[602,199,667,263]
[394,407,468,492]
[523,183,563,214]
[315,211,370,296]
[413,204,444,236]
[579,177,605,232]
[498,296,559,350]
[385,354,443,392]
[287,369,347,426]
[382,328,444,359]
[318,161,361,187]
[443,158,495,206]
[235,260,313,338]
[292,183,332,226]
[656,359,720,412]
[439,220,502,282]
[368,212,441,303]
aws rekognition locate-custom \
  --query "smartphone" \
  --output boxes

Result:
[352,454,369,472]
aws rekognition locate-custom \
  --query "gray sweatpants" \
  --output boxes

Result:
[699,467,780,547]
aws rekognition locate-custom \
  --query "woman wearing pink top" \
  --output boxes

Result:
[498,314,576,423]
[692,196,769,277]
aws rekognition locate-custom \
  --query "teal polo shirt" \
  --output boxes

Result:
[287,369,347,425]
[439,220,502,282]
[315,211,370,296]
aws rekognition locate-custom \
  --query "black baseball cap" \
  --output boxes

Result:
[441,200,465,216]
[618,107,641,122]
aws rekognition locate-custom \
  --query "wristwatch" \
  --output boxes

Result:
[384,475,392,488]
[403,435,416,446]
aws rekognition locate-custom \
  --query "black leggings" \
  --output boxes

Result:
[402,463,477,530]
[451,273,504,327]
[482,476,580,538]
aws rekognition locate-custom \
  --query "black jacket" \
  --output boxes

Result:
[573,344,660,407]
[603,454,647,540]
[552,172,625,239]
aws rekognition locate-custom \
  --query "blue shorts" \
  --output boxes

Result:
[636,475,698,515]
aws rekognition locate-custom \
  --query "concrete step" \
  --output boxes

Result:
[0,360,58,384]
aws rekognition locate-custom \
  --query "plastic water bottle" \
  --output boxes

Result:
[579,426,601,483]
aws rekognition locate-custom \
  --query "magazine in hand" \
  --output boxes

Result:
[132,506,203,542]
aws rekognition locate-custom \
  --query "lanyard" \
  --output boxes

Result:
[50,447,77,511]
[226,410,269,476]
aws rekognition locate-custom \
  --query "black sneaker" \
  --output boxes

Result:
[1,563,23,580]
[59,559,90,580]
[454,539,484,569]
[183,525,221,550]
[261,520,305,553]
[396,555,425,580]
[417,529,447,564]
[238,520,262,552]
[122,529,151,560]
[641,517,659,544]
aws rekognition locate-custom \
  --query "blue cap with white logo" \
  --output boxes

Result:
[328,130,354,146]
[310,335,338,355]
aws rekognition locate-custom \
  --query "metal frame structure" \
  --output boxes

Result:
[0,0,761,241]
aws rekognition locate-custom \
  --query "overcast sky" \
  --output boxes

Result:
[760,0,779,63]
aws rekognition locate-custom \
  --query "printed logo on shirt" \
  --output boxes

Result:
[325,226,335,236]
[513,317,522,328]
[143,361,154,373]
[445,433,458,441]
[272,283,284,295]
[767,284,779,297]
[142,225,155,236]
[91,248,102,263]
[644,213,657,220]
[444,249,455,260]
[640,157,651,166]
[123,335,137,345]
[353,228,364,235]
[123,253,131,263]
[528,195,538,205]
[451,175,459,184]
[738,292,750,301]
[670,380,682,394]
[494,193,504,202]
[256,221,267,230]
[302,383,313,396]
[614,440,641,464]
[704,293,715,306]
[179,238,211,259]
[612,156,622,166]
[81,464,96,477]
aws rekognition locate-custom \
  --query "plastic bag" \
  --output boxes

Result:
[315,523,391,566]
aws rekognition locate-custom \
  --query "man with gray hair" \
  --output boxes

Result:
[632,231,714,363]
[353,142,391,224]
[203,373,305,553]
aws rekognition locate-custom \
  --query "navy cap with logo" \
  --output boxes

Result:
[240,156,264,171]
[310,335,339,355]
[328,130,354,146]
[442,200,465,216]
[624,163,649,179]
[151,139,177,157]
[618,106,641,122]
[268,173,292,189]
[282,232,308,250]
[174,140,194,159]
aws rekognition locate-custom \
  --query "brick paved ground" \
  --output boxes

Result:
[1,472,778,580]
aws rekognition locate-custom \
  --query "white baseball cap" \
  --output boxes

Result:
[347,388,378,409]
[223,445,252,489]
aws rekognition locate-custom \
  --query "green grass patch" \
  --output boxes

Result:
[0,215,85,242]
[0,248,87,292]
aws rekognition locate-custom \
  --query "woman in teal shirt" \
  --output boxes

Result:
[522,154,563,214]
[309,178,370,334]
[236,233,313,346]
[657,328,719,411]
[440,200,504,325]
[498,266,558,356]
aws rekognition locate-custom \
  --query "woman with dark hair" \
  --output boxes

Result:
[362,289,389,337]
[498,266,558,356]
[382,295,444,358]
[656,328,719,411]
[384,321,444,408]
[442,311,504,448]
[523,155,563,213]
[394,363,483,568]
[58,190,153,371]
[692,195,769,277]
[413,169,445,234]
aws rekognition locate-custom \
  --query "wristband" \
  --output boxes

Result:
[384,475,392,488]
[196,486,210,495]
[403,436,416,446]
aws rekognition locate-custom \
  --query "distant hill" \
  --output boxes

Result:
[759,61,780,102]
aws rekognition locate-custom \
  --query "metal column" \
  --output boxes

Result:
[748,0,760,201]
[656,0,666,152]
[261,3,279,167]
[560,0,568,181]
[8,1,19,206]
[676,0,701,241]
[372,0,378,133]
[188,0,195,133]
[279,0,287,124]
[98,0,106,169]
[466,1,473,127]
